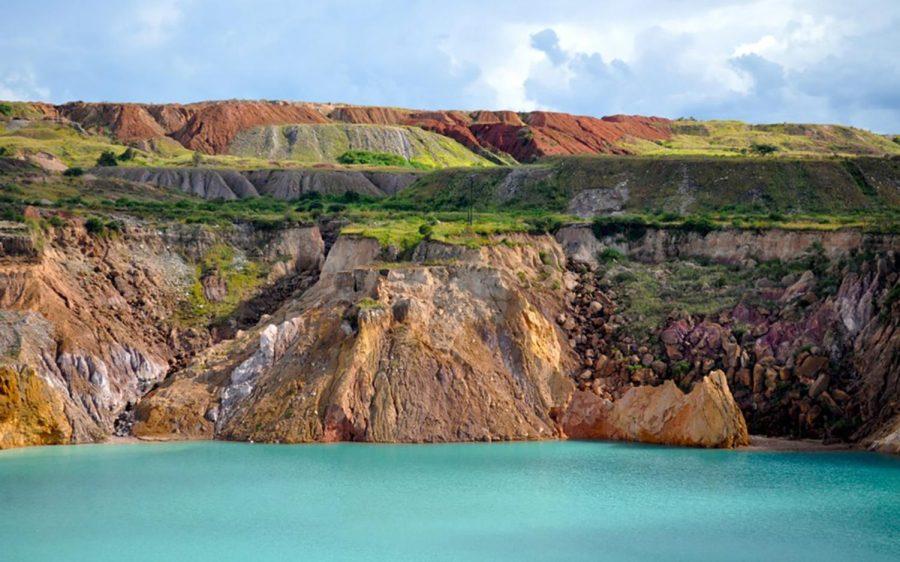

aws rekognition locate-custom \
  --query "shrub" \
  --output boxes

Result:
[337,150,408,167]
[0,103,11,116]
[598,247,625,263]
[524,215,562,234]
[677,215,718,234]
[96,151,118,167]
[672,360,691,377]
[592,216,648,241]
[750,143,778,156]
[84,217,122,237]
[418,223,434,238]
[341,191,361,203]
[0,205,24,222]
[63,167,85,177]
[192,151,203,167]
[118,147,136,161]
[47,215,66,228]
[326,203,346,214]
[84,217,106,235]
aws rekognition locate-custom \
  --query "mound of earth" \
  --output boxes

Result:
[92,166,423,199]
[228,123,491,167]
[26,100,672,162]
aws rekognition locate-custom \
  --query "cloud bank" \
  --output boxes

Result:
[0,0,897,131]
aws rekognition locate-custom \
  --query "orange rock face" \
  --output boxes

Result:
[0,366,72,449]
[44,100,671,161]
[562,370,750,448]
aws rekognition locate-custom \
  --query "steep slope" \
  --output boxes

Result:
[133,235,577,443]
[131,232,751,448]
[627,120,900,157]
[8,100,675,162]
[6,100,899,166]
[0,218,325,447]
[556,225,900,448]
[397,156,900,214]
[93,166,423,199]
[228,123,492,167]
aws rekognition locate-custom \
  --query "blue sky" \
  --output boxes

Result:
[1,0,898,132]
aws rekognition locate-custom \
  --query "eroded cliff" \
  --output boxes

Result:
[1,214,896,452]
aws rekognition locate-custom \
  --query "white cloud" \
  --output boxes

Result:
[0,0,896,131]
[0,68,50,101]
[131,0,184,47]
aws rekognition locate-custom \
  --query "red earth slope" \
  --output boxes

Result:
[42,100,671,162]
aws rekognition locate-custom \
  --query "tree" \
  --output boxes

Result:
[96,151,118,167]
[192,151,203,167]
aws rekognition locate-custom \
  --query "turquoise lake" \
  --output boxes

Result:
[0,441,898,561]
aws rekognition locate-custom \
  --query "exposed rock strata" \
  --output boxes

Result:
[562,371,749,448]
[2,218,897,452]
[93,167,421,200]
[0,219,325,447]
[135,235,577,443]
[555,224,900,446]
[39,100,671,162]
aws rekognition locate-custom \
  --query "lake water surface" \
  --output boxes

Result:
[1,441,898,561]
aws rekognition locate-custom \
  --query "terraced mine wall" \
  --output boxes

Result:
[2,211,897,452]
[555,225,899,452]
[92,167,422,199]
[400,156,900,214]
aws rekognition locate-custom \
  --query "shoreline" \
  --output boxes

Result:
[3,434,869,454]
[740,436,856,452]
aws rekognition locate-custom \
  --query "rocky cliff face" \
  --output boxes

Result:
[134,235,577,443]
[562,370,749,448]
[0,217,325,447]
[3,214,896,452]
[555,224,899,449]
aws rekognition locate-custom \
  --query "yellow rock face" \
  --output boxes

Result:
[0,366,72,449]
[562,370,749,448]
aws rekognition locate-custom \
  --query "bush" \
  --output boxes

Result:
[84,217,106,235]
[63,167,85,177]
[598,247,625,263]
[47,215,66,228]
[337,150,408,167]
[592,216,648,241]
[0,103,12,116]
[672,360,691,377]
[418,223,434,238]
[295,199,323,212]
[524,215,562,234]
[96,151,118,167]
[192,151,203,167]
[750,143,778,156]
[84,217,122,237]
[677,215,718,234]
[0,205,24,222]
[326,203,346,214]
[118,147,136,161]
[341,191,361,203]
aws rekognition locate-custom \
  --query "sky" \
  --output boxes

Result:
[1,0,898,132]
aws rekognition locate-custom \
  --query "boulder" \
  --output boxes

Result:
[561,370,749,448]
